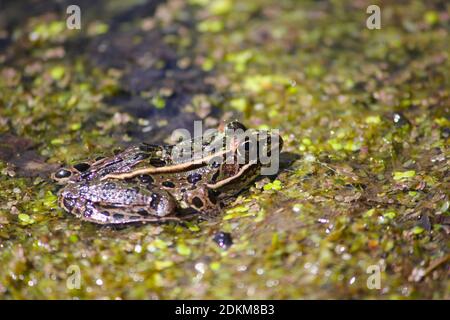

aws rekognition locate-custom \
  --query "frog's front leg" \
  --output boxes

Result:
[183,185,222,217]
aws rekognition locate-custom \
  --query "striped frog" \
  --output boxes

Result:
[52,121,282,224]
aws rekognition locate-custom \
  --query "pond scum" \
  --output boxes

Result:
[0,0,448,299]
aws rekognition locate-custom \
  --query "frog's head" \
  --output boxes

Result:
[224,121,283,167]
[206,121,283,191]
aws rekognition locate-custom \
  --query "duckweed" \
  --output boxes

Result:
[0,0,448,300]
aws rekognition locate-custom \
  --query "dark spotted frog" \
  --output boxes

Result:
[52,121,282,224]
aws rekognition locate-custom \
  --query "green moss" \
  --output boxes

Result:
[151,95,166,109]
[208,0,233,15]
[176,242,192,256]
[383,211,396,220]
[263,179,282,191]
[393,170,416,181]
[411,226,425,235]
[365,116,382,125]
[424,11,439,26]
[29,21,65,42]
[50,66,66,81]
[197,19,224,33]
[154,260,174,270]
[210,261,221,271]
[18,213,34,224]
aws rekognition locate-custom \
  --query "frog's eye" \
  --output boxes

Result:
[54,169,72,179]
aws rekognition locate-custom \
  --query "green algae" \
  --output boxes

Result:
[0,0,449,300]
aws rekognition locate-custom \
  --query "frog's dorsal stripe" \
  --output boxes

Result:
[101,149,231,180]
[206,161,257,189]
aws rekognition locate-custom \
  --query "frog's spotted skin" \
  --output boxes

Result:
[52,121,283,224]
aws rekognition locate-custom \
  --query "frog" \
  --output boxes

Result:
[51,121,283,224]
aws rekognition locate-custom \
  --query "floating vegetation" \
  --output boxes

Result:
[0,0,448,299]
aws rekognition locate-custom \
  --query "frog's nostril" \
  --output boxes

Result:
[54,169,72,179]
